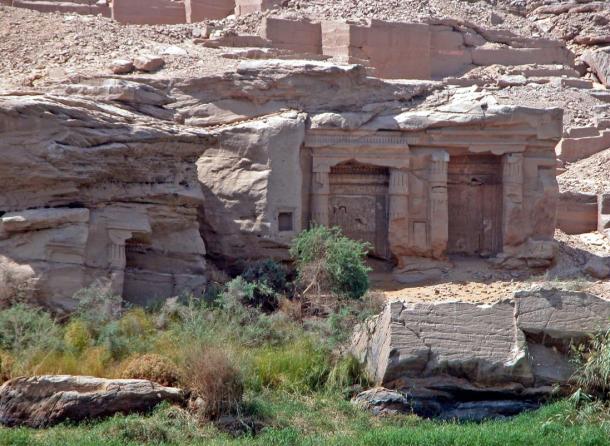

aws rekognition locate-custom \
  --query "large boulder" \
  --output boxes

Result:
[351,288,610,409]
[0,375,185,428]
[582,47,610,87]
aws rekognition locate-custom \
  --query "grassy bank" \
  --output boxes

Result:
[2,398,610,446]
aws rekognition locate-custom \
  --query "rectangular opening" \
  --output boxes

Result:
[278,211,294,232]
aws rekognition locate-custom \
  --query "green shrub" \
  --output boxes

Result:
[120,353,181,387]
[64,319,92,353]
[223,274,278,312]
[0,303,61,352]
[73,284,122,333]
[290,226,371,300]
[242,259,289,310]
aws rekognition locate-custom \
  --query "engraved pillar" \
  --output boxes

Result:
[389,168,409,219]
[107,229,131,296]
[311,168,330,226]
[429,152,449,259]
[502,153,524,247]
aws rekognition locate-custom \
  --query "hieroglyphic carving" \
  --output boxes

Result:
[429,151,449,259]
[502,153,525,247]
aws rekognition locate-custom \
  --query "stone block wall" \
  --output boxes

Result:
[234,0,281,16]
[10,0,111,17]
[556,129,610,163]
[186,0,234,22]
[429,26,472,78]
[261,17,322,55]
[321,20,431,79]
[557,192,599,235]
[112,0,187,25]
[263,18,574,80]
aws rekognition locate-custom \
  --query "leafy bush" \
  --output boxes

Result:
[290,226,371,300]
[241,259,289,310]
[0,303,61,352]
[72,284,122,333]
[120,354,181,387]
[222,275,278,312]
[182,345,244,419]
[64,320,92,353]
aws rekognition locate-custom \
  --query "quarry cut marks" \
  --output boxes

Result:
[351,287,610,420]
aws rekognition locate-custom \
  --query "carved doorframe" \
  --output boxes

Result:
[305,132,411,261]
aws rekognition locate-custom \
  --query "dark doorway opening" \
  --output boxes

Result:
[447,155,502,257]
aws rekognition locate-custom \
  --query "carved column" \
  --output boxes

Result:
[502,153,524,248]
[107,229,131,297]
[311,168,330,226]
[388,168,410,265]
[429,152,449,259]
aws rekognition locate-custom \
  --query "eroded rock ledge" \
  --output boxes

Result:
[351,288,610,418]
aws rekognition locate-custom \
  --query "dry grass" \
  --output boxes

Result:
[182,345,244,420]
[120,354,181,387]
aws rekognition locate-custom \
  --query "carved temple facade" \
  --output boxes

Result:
[300,128,558,276]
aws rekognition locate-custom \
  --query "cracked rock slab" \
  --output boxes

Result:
[0,375,185,427]
[351,288,610,394]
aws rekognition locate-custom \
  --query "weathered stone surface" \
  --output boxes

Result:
[133,55,165,72]
[0,375,184,427]
[351,288,610,393]
[185,0,234,22]
[584,257,610,279]
[0,61,562,308]
[582,47,610,87]
[556,191,598,235]
[351,387,411,416]
[111,0,186,25]
[109,59,134,75]
[235,0,280,16]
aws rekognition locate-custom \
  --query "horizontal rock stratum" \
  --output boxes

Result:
[351,288,610,404]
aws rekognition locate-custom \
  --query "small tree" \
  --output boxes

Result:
[290,226,371,300]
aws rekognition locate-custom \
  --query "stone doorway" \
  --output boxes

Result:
[329,161,390,259]
[447,155,503,256]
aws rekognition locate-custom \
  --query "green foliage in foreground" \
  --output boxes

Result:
[290,226,371,299]
[2,397,610,446]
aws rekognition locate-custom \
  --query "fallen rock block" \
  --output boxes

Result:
[583,47,610,86]
[351,288,610,400]
[0,375,185,427]
[109,59,134,75]
[497,74,527,87]
[134,55,165,72]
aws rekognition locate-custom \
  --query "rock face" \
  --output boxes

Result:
[351,288,610,417]
[0,61,561,309]
[0,375,185,428]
